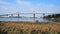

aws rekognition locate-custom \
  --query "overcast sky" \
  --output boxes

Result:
[0,0,60,14]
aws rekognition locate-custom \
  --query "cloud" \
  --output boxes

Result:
[0,0,60,15]
[0,3,60,14]
[34,3,60,13]
[0,1,9,5]
[15,0,32,6]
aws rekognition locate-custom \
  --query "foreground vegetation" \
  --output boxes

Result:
[0,21,60,34]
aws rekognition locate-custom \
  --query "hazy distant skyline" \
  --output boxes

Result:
[0,0,60,14]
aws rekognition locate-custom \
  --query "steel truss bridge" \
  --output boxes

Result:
[0,13,58,18]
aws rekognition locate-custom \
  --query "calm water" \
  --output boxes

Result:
[0,17,56,22]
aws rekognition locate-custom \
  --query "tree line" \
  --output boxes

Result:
[44,14,60,18]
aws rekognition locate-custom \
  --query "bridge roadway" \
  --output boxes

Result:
[0,13,57,18]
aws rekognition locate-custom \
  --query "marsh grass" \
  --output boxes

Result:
[0,21,60,34]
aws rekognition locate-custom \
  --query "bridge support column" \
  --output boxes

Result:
[43,13,45,18]
[11,14,13,17]
[18,13,20,18]
[33,13,35,18]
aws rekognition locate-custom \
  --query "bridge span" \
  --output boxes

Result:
[0,13,57,18]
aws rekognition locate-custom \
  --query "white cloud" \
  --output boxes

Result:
[15,0,32,6]
[35,3,60,13]
[0,1,9,5]
[0,4,60,14]
[0,0,60,15]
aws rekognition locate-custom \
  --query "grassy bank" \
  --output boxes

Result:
[0,21,60,34]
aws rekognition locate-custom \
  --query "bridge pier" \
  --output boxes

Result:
[18,13,20,18]
[33,13,35,18]
[11,14,13,17]
[43,13,45,18]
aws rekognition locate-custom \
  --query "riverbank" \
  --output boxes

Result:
[0,21,60,34]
